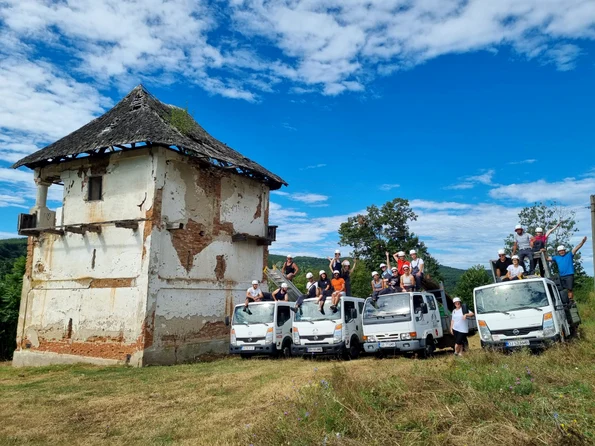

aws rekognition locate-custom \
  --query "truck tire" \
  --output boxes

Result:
[342,337,360,360]
[422,336,435,359]
[280,339,292,358]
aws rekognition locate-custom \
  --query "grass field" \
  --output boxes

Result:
[1,292,594,446]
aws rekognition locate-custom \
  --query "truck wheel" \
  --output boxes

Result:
[343,337,360,360]
[281,340,292,358]
[422,336,435,359]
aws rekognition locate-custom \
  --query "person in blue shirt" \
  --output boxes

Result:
[547,236,587,300]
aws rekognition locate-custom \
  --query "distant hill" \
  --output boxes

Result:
[0,238,27,261]
[269,254,466,293]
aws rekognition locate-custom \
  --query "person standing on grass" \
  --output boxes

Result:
[243,280,264,313]
[502,255,524,281]
[330,271,346,312]
[272,283,289,301]
[282,255,299,281]
[317,270,332,314]
[547,237,587,300]
[340,259,356,295]
[450,297,474,357]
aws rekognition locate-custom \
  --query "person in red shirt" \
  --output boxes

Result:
[330,270,345,312]
[392,250,410,275]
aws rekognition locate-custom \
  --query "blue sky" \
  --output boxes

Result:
[0,0,594,273]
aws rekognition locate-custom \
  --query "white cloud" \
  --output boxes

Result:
[301,164,327,170]
[489,177,595,204]
[281,122,297,131]
[508,159,537,165]
[271,191,329,204]
[446,169,495,190]
[379,183,400,191]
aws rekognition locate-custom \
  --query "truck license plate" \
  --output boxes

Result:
[241,346,255,351]
[379,342,396,348]
[307,347,323,353]
[505,340,530,347]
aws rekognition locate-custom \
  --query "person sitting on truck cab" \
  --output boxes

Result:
[502,255,524,281]
[317,270,332,314]
[244,280,264,313]
[450,297,474,357]
[409,249,424,291]
[547,237,588,300]
[400,264,415,291]
[328,249,342,274]
[330,270,346,312]
[392,251,410,275]
[272,283,289,301]
[292,273,317,314]
[371,271,385,303]
[494,249,512,282]
[531,223,560,275]
[341,259,356,295]
[282,255,299,281]
[379,261,391,284]
[381,266,401,294]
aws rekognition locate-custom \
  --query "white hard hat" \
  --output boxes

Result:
[403,264,410,269]
[511,255,519,260]
[287,254,293,258]
[535,227,543,233]
[306,272,313,279]
[379,263,386,268]
[372,271,379,277]
[397,251,405,256]
[498,249,505,255]
[334,249,341,254]
[515,224,522,230]
[319,270,326,275]
[453,297,462,303]
[342,260,350,266]
[391,266,398,271]
[409,249,416,254]
[333,270,340,275]
[557,245,566,252]
[281,283,288,288]
[251,280,259,285]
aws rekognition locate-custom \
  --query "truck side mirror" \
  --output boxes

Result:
[225,315,230,326]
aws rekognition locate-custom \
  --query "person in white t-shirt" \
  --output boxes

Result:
[409,249,425,291]
[502,255,524,282]
[244,280,264,313]
[450,297,474,357]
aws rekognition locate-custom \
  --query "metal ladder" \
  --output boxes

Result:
[264,266,302,302]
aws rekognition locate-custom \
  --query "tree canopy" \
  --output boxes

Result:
[454,265,492,307]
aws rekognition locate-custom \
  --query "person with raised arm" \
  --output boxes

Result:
[340,259,356,295]
[547,237,588,300]
[282,255,299,281]
[530,222,561,275]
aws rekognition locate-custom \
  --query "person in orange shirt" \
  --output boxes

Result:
[330,270,345,312]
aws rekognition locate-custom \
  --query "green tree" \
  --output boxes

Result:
[0,256,25,360]
[504,201,585,276]
[453,265,492,308]
[338,198,442,281]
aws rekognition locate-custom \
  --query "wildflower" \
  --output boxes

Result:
[553,413,559,420]
[509,386,513,390]
[244,424,251,429]
[336,433,342,438]
[530,378,534,383]
[314,367,318,372]
[305,412,310,418]
[284,411,288,416]
[297,417,302,421]
[320,379,329,389]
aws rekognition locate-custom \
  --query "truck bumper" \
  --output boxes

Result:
[292,342,345,356]
[229,344,277,356]
[363,340,422,353]
[481,335,560,351]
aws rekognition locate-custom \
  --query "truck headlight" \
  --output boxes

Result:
[333,324,343,343]
[478,320,492,341]
[293,328,300,345]
[401,332,416,340]
[265,327,274,344]
[543,312,555,337]
[231,329,237,346]
[363,335,377,343]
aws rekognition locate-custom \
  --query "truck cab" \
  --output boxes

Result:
[291,296,365,359]
[229,301,294,358]
[362,292,445,357]
[474,277,581,350]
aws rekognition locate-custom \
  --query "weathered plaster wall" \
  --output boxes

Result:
[13,150,157,367]
[143,149,271,364]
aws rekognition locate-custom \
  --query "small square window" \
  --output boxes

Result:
[88,176,103,201]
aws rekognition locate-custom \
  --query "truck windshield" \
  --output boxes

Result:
[475,282,550,314]
[363,293,411,322]
[295,300,342,322]
[233,304,275,325]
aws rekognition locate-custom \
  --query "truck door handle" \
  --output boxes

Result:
[356,326,358,330]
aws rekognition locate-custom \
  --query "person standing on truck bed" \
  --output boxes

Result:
[392,251,411,275]
[317,270,332,314]
[502,255,524,281]
[340,259,356,295]
[548,237,587,300]
[409,249,424,291]
[330,271,346,312]
[450,297,474,357]
[282,255,299,281]
[400,264,415,291]
[494,249,512,282]
[531,222,560,275]
[328,249,342,274]
[292,272,317,314]
[272,283,289,301]
[243,280,264,313]
[512,224,534,276]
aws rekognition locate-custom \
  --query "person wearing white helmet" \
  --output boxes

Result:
[282,255,299,281]
[383,266,401,293]
[409,249,424,291]
[547,236,588,299]
[379,261,391,284]
[292,272,317,314]
[392,250,410,275]
[450,297,474,357]
[272,282,290,302]
[243,279,264,313]
[328,249,342,273]
[400,264,415,291]
[330,270,346,311]
[502,255,524,282]
[316,270,332,314]
[370,271,385,304]
[494,249,512,282]
[340,258,357,295]
[512,224,534,276]
[530,222,561,275]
